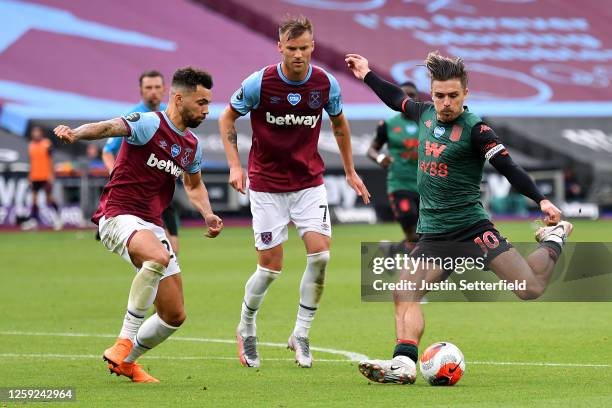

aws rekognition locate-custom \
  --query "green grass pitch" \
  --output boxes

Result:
[1,220,611,407]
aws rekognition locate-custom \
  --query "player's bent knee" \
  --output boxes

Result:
[258,247,283,271]
[308,251,330,269]
[148,251,170,268]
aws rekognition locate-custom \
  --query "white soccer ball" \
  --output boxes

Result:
[419,342,465,386]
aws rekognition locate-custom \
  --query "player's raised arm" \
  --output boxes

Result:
[329,113,371,204]
[53,118,129,144]
[472,123,561,225]
[218,106,247,194]
[183,171,223,238]
[345,54,424,121]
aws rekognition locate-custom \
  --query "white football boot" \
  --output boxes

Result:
[535,220,573,245]
[287,335,313,368]
[236,327,260,368]
[358,355,416,384]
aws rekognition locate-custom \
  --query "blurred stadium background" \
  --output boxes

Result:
[1,0,611,228]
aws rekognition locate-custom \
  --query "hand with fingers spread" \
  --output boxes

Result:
[345,53,371,81]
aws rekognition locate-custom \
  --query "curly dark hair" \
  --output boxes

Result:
[171,66,213,91]
[425,51,468,89]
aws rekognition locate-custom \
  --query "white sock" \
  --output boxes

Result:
[239,265,280,336]
[124,313,179,363]
[118,261,166,341]
[293,251,329,338]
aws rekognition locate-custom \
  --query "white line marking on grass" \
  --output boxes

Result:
[1,331,609,368]
[0,353,349,363]
[0,330,368,362]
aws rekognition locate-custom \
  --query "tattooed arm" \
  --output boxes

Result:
[218,106,247,194]
[53,118,129,144]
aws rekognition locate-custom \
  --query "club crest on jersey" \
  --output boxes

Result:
[171,144,181,158]
[261,232,273,245]
[287,93,301,106]
[308,90,322,109]
[181,148,193,167]
[433,126,445,138]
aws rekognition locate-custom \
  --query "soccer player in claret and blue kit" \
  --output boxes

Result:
[346,52,573,384]
[54,67,223,383]
[219,15,370,369]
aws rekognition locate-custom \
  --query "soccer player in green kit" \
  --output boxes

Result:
[346,51,573,384]
[368,81,420,254]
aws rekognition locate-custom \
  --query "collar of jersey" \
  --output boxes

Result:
[276,63,312,85]
[161,111,187,136]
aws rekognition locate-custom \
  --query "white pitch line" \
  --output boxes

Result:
[1,331,609,368]
[0,330,368,362]
[0,353,349,363]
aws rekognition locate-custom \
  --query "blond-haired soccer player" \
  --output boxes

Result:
[219,16,370,368]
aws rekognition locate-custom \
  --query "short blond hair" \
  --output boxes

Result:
[278,15,313,40]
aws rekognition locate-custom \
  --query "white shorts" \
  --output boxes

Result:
[98,214,180,279]
[250,184,331,250]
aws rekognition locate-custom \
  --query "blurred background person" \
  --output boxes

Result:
[22,126,62,230]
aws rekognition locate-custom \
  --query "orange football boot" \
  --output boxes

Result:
[103,338,133,367]
[109,361,159,383]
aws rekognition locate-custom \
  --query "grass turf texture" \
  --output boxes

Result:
[1,220,611,407]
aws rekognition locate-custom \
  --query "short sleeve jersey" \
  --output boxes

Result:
[229,63,342,193]
[92,111,202,226]
[103,101,168,156]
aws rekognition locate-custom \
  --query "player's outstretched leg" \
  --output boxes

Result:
[237,264,280,368]
[489,220,573,300]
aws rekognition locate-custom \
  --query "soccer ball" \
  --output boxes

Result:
[419,342,465,386]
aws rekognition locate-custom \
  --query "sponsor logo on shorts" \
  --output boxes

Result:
[146,153,183,177]
[321,223,329,231]
[260,232,273,245]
